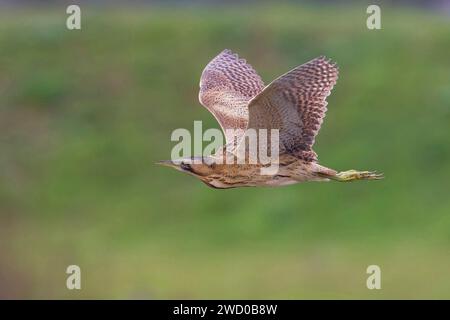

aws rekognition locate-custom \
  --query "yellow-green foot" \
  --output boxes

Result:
[335,169,383,182]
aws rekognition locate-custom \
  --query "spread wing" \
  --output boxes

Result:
[199,49,265,146]
[246,56,338,162]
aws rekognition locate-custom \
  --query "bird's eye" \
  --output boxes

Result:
[180,162,192,171]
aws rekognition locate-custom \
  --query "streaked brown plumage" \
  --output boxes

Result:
[158,49,383,188]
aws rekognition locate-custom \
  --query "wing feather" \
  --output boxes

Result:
[246,56,339,162]
[199,49,265,146]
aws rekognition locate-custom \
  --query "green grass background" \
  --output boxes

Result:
[1,4,450,299]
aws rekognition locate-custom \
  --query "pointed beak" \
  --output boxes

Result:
[156,160,177,168]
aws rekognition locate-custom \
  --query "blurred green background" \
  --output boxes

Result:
[1,1,450,299]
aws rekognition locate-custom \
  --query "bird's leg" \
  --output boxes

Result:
[332,169,383,182]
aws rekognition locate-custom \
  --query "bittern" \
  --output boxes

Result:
[158,49,383,189]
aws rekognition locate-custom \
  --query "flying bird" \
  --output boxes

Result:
[158,49,383,188]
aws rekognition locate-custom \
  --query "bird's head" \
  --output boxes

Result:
[157,156,218,179]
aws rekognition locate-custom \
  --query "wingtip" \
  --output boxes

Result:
[316,55,340,74]
[222,48,235,56]
[219,49,249,65]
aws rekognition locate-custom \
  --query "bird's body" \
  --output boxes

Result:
[198,155,331,189]
[159,49,382,188]
[186,155,322,189]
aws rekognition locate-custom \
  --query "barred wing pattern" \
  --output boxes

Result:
[199,49,265,146]
[246,56,339,162]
